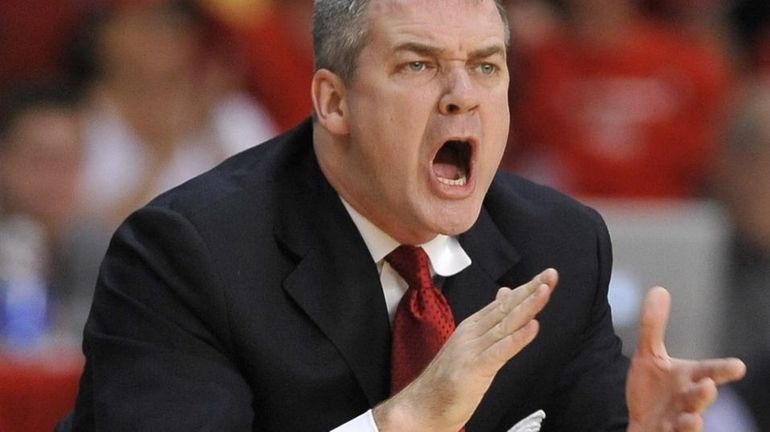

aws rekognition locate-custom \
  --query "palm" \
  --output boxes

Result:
[625,287,745,432]
[628,352,710,430]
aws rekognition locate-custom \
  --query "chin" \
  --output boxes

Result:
[430,203,483,237]
[442,218,477,236]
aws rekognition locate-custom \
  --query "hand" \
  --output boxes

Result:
[373,268,558,432]
[626,287,746,432]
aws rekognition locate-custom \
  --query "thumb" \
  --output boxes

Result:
[636,286,670,357]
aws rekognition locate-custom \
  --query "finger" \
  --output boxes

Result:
[676,412,703,432]
[498,281,553,334]
[683,377,717,413]
[500,268,557,310]
[468,281,552,364]
[636,286,670,357]
[538,267,559,287]
[486,319,540,365]
[495,287,512,301]
[690,357,747,385]
[472,269,557,333]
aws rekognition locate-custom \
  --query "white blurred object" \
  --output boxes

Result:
[0,215,46,280]
[704,386,758,432]
[0,215,50,351]
[507,410,546,432]
[607,268,643,329]
[591,199,729,360]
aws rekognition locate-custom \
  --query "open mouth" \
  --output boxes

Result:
[432,140,471,186]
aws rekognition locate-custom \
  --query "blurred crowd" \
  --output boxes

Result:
[0,0,769,430]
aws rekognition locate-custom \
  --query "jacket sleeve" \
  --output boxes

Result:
[72,205,255,431]
[542,208,630,432]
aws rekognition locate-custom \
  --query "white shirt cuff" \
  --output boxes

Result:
[330,409,379,432]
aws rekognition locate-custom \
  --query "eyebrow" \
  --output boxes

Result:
[393,42,506,60]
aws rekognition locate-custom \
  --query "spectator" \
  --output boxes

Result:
[642,0,734,47]
[0,81,104,350]
[714,77,770,431]
[71,0,276,228]
[503,0,733,198]
[202,0,315,131]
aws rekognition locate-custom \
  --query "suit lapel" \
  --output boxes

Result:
[446,205,521,322]
[274,135,392,406]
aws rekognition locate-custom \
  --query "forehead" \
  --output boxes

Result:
[366,0,506,53]
[6,109,79,149]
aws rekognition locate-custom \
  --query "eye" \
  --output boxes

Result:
[477,63,497,75]
[406,61,427,72]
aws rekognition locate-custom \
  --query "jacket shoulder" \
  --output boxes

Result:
[485,172,606,232]
[144,118,316,221]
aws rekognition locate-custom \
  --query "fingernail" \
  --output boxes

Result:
[539,268,555,281]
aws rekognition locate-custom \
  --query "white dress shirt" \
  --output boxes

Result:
[331,199,472,432]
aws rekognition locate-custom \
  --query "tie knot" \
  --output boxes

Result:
[385,245,433,290]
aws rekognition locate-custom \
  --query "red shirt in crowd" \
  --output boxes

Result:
[505,18,733,198]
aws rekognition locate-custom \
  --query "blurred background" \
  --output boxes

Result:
[0,0,768,430]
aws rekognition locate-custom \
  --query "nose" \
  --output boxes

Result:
[438,67,479,115]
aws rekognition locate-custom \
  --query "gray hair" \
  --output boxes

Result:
[312,0,510,84]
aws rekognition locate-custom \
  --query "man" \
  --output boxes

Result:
[0,82,82,260]
[70,0,745,430]
[716,80,770,430]
[0,81,105,347]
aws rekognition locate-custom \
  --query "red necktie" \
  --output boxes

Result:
[387,245,456,395]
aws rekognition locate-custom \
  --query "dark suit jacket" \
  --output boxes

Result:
[72,119,629,431]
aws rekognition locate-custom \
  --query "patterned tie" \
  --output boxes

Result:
[386,245,456,395]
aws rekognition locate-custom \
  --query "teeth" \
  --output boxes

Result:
[437,174,467,186]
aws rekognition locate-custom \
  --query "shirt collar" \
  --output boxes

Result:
[340,198,471,277]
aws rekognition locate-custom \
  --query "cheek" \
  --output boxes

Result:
[377,84,436,123]
[484,107,511,160]
[350,103,429,169]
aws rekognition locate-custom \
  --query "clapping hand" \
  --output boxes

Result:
[373,269,558,432]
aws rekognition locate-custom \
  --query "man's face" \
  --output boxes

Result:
[336,0,510,244]
[0,108,82,232]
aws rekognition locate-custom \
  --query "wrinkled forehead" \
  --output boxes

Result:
[366,0,506,48]
[370,0,493,11]
[368,0,501,24]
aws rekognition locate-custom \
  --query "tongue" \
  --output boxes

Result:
[433,145,463,180]
[433,161,461,180]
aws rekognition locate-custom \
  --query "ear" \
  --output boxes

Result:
[312,69,349,135]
